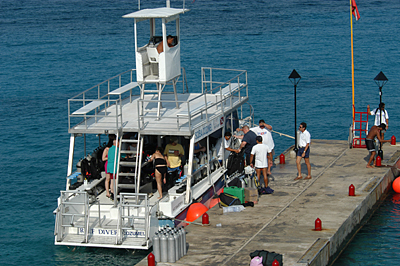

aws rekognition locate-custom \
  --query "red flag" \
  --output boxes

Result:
[352,0,360,21]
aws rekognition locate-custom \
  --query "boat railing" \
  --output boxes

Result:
[137,67,249,132]
[68,69,140,131]
[117,193,150,245]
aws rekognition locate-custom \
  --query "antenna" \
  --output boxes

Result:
[138,0,140,10]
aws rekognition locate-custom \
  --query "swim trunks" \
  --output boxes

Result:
[365,139,375,152]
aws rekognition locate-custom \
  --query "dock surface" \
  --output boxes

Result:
[138,139,400,266]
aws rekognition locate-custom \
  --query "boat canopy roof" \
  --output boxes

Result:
[123,7,189,20]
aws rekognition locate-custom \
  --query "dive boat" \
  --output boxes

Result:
[54,2,253,249]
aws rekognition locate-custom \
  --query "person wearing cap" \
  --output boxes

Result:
[365,123,390,168]
[164,137,184,172]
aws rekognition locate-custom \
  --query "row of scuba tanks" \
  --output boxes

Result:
[152,225,187,263]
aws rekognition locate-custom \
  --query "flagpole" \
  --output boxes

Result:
[350,0,355,123]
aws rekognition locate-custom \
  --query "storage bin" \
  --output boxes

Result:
[223,186,245,203]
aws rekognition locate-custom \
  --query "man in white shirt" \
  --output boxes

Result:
[294,122,311,180]
[216,132,239,163]
[368,103,389,141]
[250,136,270,188]
[248,120,274,175]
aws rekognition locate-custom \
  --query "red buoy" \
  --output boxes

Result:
[391,135,396,145]
[272,259,280,266]
[315,218,322,231]
[349,184,355,196]
[148,252,155,266]
[202,212,210,225]
[279,153,285,164]
[376,155,382,167]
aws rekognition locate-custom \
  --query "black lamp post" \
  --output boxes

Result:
[289,69,301,153]
[373,71,388,159]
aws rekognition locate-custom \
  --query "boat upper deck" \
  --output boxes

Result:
[68,68,250,136]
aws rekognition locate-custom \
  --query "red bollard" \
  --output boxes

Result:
[148,252,155,266]
[376,155,382,167]
[349,184,355,196]
[315,218,322,231]
[202,212,210,225]
[391,135,396,145]
[272,259,280,266]
[279,153,285,164]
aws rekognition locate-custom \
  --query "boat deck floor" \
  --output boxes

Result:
[137,139,400,265]
[70,92,245,135]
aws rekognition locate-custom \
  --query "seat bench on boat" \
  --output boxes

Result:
[71,100,107,115]
[108,81,139,103]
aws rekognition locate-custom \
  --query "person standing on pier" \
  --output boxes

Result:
[249,120,275,175]
[368,103,389,140]
[365,124,390,168]
[294,122,311,180]
[236,125,257,166]
[250,136,270,188]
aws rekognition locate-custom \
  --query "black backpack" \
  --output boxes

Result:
[227,150,245,176]
[219,192,241,207]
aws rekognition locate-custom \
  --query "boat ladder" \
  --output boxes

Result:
[116,193,150,247]
[114,133,144,201]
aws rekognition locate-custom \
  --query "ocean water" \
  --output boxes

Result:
[1,0,400,265]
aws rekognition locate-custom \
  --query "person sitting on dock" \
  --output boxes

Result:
[250,136,270,189]
[236,125,257,166]
[295,122,311,180]
[365,124,390,168]
[157,35,175,54]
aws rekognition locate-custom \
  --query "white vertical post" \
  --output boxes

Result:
[185,135,195,204]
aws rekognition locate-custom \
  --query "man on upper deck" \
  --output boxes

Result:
[157,35,175,54]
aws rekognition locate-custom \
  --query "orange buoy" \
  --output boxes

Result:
[393,177,400,194]
[376,155,382,167]
[186,203,208,222]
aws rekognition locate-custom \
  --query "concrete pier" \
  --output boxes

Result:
[137,140,400,265]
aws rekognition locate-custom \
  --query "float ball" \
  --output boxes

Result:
[186,203,208,222]
[393,177,400,194]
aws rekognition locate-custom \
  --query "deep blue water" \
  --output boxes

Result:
[1,0,400,265]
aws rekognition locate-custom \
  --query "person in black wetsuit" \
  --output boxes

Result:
[148,147,170,199]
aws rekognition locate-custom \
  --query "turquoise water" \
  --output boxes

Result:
[1,0,400,264]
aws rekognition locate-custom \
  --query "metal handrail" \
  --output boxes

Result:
[137,68,249,132]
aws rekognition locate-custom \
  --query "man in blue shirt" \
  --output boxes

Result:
[238,125,257,166]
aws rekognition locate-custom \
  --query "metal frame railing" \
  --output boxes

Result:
[137,67,249,132]
[116,193,150,245]
[55,191,90,243]
[67,69,139,131]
